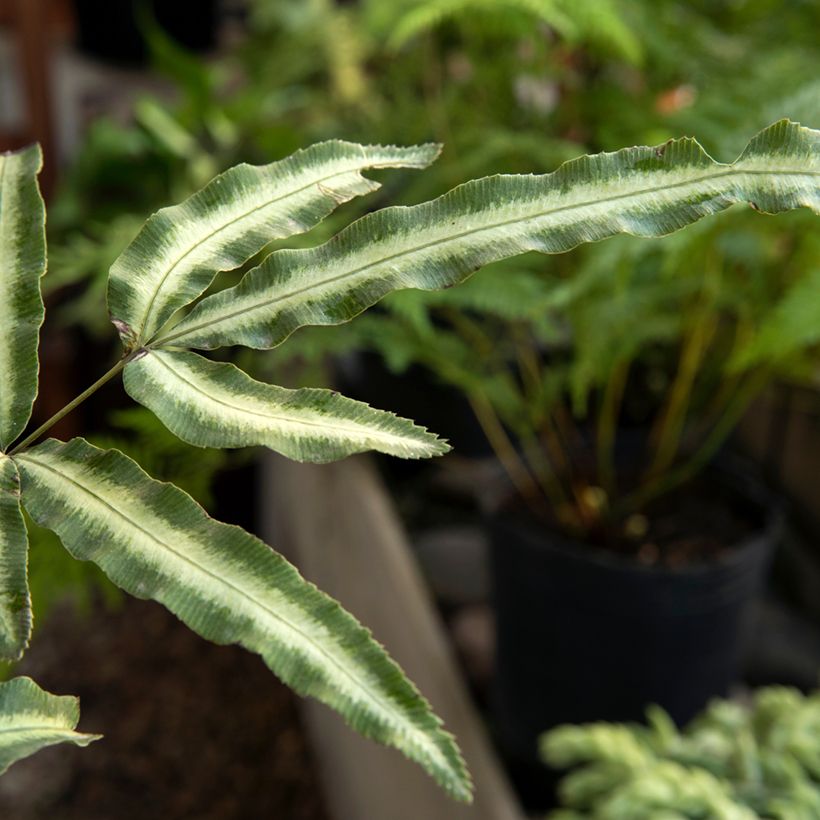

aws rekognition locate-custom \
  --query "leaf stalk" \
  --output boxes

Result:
[8,357,129,455]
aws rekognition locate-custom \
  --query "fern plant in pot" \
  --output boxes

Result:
[0,121,817,808]
[263,120,820,803]
[477,202,820,800]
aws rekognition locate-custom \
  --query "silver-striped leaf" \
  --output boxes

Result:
[0,676,100,775]
[123,349,449,461]
[0,145,46,450]
[107,141,441,348]
[154,120,820,351]
[15,438,471,801]
[0,456,30,660]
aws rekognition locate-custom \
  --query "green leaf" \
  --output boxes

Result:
[155,120,820,352]
[107,141,441,347]
[15,438,471,801]
[0,457,30,660]
[0,676,100,774]
[556,0,642,65]
[386,0,641,64]
[0,145,46,451]
[123,349,449,462]
[730,266,820,371]
[387,0,577,51]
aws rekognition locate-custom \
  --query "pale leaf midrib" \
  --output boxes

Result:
[148,352,431,448]
[135,157,417,342]
[17,453,437,756]
[0,724,75,737]
[154,166,819,346]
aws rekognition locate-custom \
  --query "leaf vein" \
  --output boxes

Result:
[149,352,421,444]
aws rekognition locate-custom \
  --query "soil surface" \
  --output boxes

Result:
[619,481,764,566]
[496,471,766,568]
[0,596,328,820]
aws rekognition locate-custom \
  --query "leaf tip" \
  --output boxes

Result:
[422,142,444,166]
[430,436,452,458]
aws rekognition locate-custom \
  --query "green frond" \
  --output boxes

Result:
[123,349,449,461]
[15,438,472,801]
[0,457,30,660]
[0,677,99,774]
[0,145,46,451]
[107,141,440,347]
[156,121,820,353]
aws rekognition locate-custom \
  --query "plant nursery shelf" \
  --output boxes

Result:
[262,453,525,820]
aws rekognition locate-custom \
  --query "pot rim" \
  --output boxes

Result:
[487,453,785,578]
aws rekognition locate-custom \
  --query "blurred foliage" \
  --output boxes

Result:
[88,408,230,508]
[541,686,820,818]
[43,0,820,540]
[360,203,820,531]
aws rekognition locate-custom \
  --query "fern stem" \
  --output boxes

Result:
[615,370,767,517]
[512,324,542,403]
[509,326,573,505]
[596,356,629,500]
[442,307,495,357]
[8,357,129,456]
[646,278,719,481]
[517,424,572,512]
[466,391,540,505]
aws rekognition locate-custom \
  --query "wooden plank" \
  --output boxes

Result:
[14,0,56,197]
[261,453,525,820]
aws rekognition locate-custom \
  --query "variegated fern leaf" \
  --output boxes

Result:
[0,121,818,794]
[0,677,100,775]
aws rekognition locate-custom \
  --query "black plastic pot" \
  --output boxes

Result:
[489,465,780,808]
